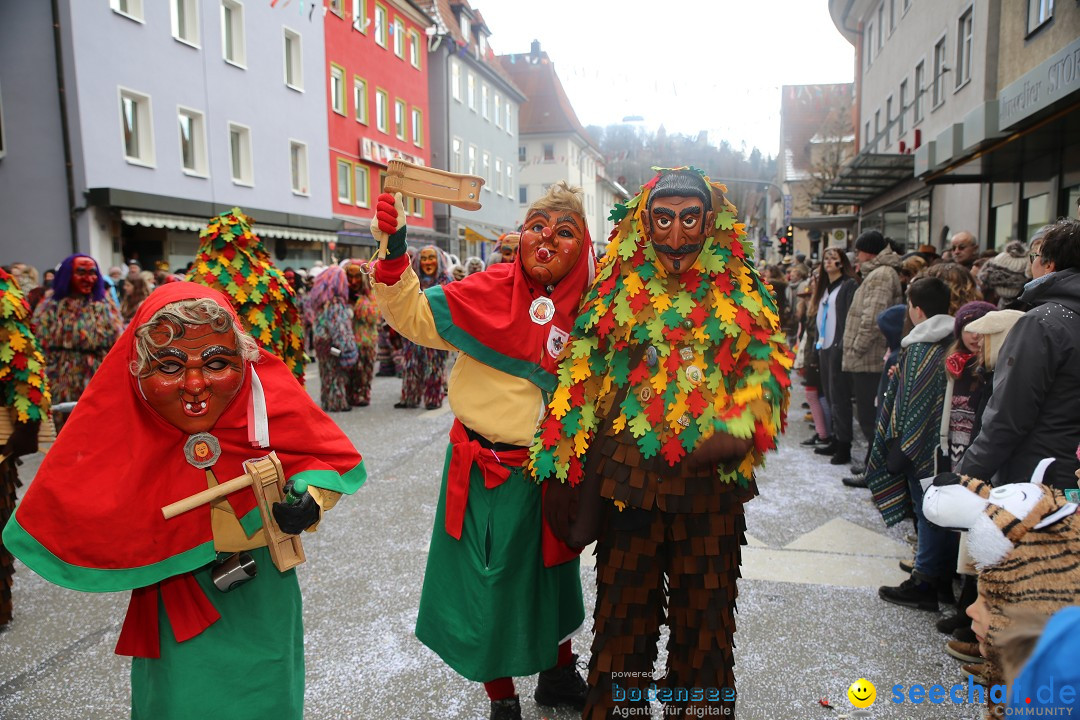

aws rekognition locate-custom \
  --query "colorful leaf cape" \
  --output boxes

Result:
[0,269,50,422]
[187,208,306,381]
[528,167,793,488]
[4,282,365,594]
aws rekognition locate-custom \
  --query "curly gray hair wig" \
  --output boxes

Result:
[130,298,260,377]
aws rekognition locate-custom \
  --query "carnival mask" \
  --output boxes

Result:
[419,248,439,277]
[345,264,364,294]
[72,257,100,296]
[138,321,245,435]
[645,195,713,275]
[284,270,297,288]
[519,211,585,286]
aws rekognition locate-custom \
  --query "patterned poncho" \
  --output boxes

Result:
[529,168,793,488]
[0,270,49,422]
[187,208,306,381]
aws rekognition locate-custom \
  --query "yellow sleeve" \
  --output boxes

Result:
[371,266,455,352]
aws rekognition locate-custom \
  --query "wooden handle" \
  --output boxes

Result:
[162,473,253,519]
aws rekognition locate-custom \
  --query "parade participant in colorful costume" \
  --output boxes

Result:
[0,268,50,628]
[3,282,365,719]
[344,261,379,407]
[529,168,792,719]
[395,245,452,410]
[187,208,306,382]
[32,254,123,403]
[370,183,594,720]
[307,266,358,412]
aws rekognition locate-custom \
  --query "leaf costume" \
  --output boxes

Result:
[528,168,792,718]
[0,268,50,627]
[187,208,306,382]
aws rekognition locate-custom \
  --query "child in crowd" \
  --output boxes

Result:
[868,277,957,610]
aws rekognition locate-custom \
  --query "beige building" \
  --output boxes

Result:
[824,0,1079,252]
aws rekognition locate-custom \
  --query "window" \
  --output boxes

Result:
[394,99,406,141]
[519,186,527,205]
[351,0,366,32]
[452,137,463,173]
[478,33,487,57]
[956,8,973,88]
[228,123,253,185]
[467,73,476,111]
[932,37,947,107]
[864,121,870,147]
[467,144,477,175]
[481,84,489,120]
[412,197,423,218]
[866,23,875,66]
[411,107,422,147]
[289,141,308,195]
[1027,0,1054,34]
[408,30,421,69]
[355,164,369,207]
[874,108,880,143]
[494,94,502,129]
[172,0,199,45]
[284,28,303,90]
[495,158,502,195]
[329,0,342,15]
[506,164,513,200]
[914,61,925,122]
[899,79,908,136]
[518,145,526,162]
[877,3,884,49]
[221,1,246,67]
[178,107,207,176]
[393,18,404,58]
[110,0,144,22]
[120,88,154,166]
[354,77,368,124]
[482,151,491,190]
[505,104,512,134]
[885,95,893,146]
[889,0,895,33]
[337,158,353,203]
[451,60,462,102]
[375,89,388,133]
[330,65,346,115]
[543,143,554,161]
[374,4,387,47]
[459,13,470,43]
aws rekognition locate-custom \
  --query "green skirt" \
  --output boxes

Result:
[415,445,585,682]
[131,546,304,720]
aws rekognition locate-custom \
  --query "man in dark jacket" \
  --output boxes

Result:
[957,218,1080,489]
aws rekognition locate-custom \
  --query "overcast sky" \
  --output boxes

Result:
[475,0,855,158]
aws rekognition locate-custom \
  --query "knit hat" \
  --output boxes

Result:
[854,230,887,255]
[965,309,1024,370]
[876,304,907,352]
[953,300,996,340]
[977,240,1031,303]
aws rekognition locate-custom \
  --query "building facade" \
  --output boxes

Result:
[324,0,434,256]
[417,0,525,261]
[0,0,339,273]
[824,0,1080,253]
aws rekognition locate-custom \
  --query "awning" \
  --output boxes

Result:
[790,214,859,231]
[120,210,338,244]
[813,153,915,207]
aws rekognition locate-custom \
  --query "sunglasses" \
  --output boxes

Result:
[1029,253,1041,263]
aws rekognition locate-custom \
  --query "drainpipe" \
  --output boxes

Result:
[51,0,80,255]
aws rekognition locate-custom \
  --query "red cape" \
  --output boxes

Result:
[5,282,365,593]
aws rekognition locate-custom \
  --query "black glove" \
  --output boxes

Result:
[272,485,320,535]
[886,440,911,475]
[543,479,580,547]
[2,420,39,461]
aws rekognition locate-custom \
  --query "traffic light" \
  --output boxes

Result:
[779,225,794,256]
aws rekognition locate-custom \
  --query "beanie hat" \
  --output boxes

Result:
[965,309,1024,371]
[953,300,996,340]
[854,230,887,255]
[876,304,907,352]
[978,241,1031,303]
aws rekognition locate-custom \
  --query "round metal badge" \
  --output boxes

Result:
[685,365,704,386]
[184,432,222,469]
[529,296,556,325]
[645,346,658,367]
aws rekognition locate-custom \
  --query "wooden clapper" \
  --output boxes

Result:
[160,452,305,573]
[383,159,485,211]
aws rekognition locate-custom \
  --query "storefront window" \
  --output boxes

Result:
[1065,185,1080,220]
[992,203,1014,250]
[1024,193,1051,244]
[906,195,930,248]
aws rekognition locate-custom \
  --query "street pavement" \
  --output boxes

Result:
[0,367,983,719]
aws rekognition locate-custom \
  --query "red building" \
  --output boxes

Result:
[324,0,434,249]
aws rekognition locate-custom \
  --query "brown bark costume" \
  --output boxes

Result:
[529,168,792,718]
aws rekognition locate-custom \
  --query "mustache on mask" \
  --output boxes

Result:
[653,242,703,257]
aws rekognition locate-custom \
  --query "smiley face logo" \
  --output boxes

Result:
[847,678,876,708]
